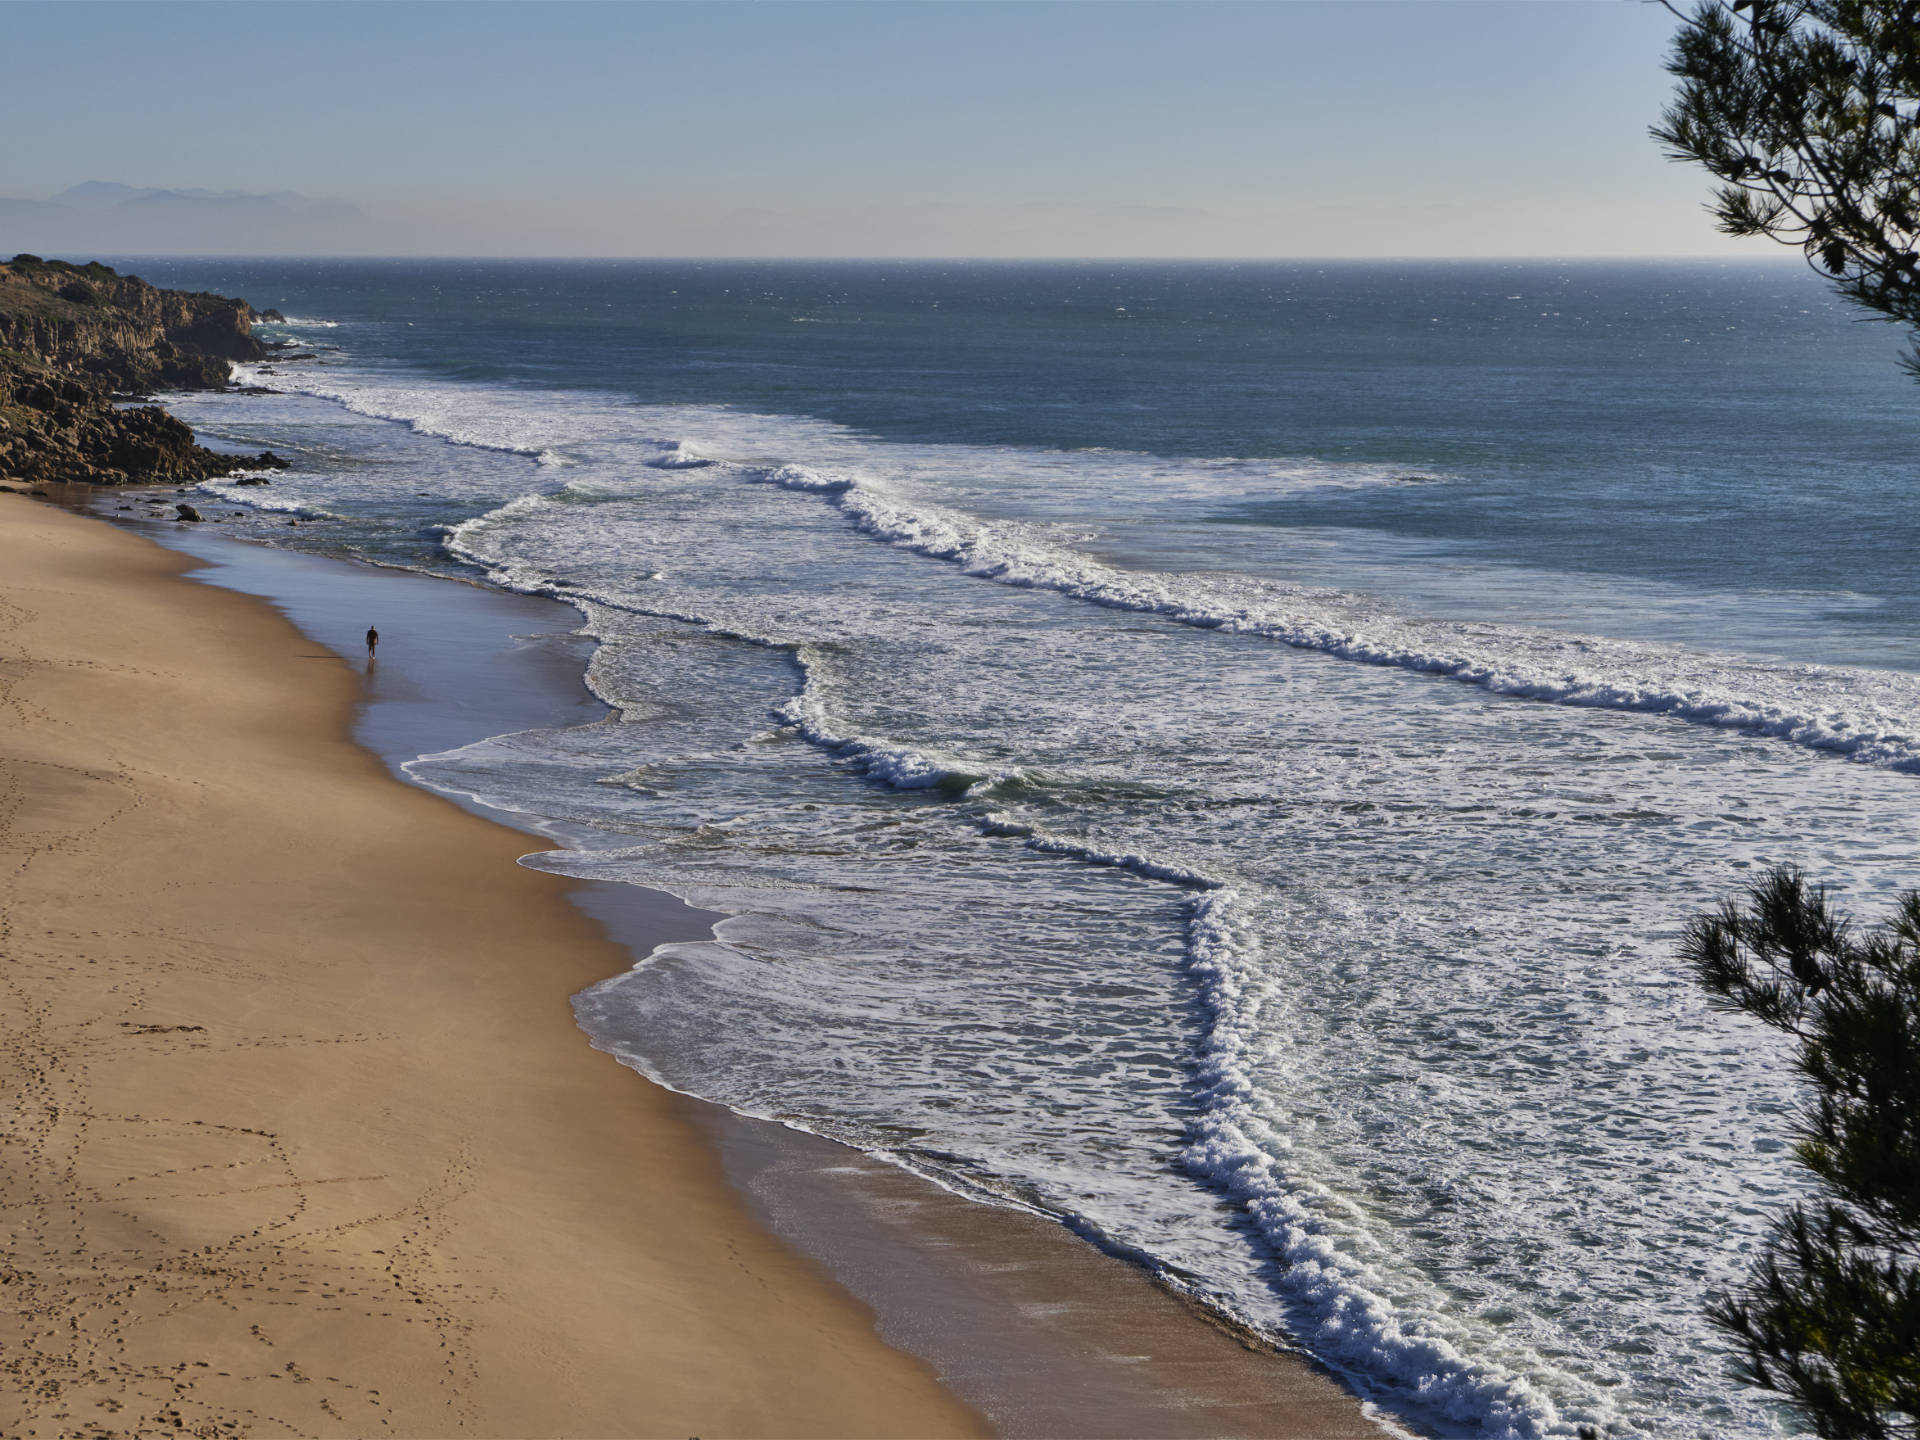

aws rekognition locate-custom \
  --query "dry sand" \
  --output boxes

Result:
[0,494,1382,1439]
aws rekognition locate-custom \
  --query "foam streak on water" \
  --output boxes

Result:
[145,280,1920,1439]
[230,360,1920,776]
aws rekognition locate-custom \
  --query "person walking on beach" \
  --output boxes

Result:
[365,626,379,662]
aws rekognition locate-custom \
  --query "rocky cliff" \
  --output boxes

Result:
[0,255,286,486]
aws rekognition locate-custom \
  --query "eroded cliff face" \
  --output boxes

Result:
[0,256,285,487]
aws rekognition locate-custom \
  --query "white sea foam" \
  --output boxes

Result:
[759,673,1587,1433]
[256,352,1920,777]
[748,461,1920,773]
[778,683,989,790]
[1178,889,1576,1437]
[229,364,577,467]
[235,365,1447,505]
[649,443,714,469]
[193,475,341,518]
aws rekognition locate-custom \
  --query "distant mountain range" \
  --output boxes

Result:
[0,183,370,256]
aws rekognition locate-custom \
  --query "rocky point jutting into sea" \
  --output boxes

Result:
[0,254,286,489]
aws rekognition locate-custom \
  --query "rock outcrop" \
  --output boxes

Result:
[0,255,288,486]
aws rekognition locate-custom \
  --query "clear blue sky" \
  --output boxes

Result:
[0,0,1744,258]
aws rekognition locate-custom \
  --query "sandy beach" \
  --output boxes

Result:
[0,494,1379,1438]
[0,493,985,1438]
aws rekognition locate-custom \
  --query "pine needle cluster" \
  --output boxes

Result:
[1654,1,1920,369]
[1682,869,1920,1437]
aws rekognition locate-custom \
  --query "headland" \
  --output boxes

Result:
[0,254,284,488]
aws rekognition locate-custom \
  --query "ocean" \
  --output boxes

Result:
[126,257,1920,1438]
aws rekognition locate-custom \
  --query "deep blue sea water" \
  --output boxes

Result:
[124,257,1920,1438]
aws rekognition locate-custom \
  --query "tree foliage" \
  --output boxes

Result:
[1659,9,1920,1430]
[1654,1,1920,367]
[1682,869,1920,1437]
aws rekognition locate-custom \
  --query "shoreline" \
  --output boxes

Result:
[19,487,1386,1436]
[0,493,987,1438]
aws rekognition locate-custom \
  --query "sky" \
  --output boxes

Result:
[0,0,1752,259]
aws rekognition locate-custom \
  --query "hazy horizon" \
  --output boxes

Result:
[6,244,1812,265]
[0,0,1772,262]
